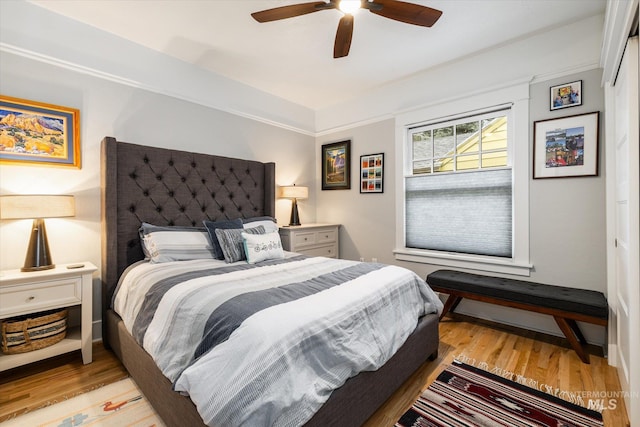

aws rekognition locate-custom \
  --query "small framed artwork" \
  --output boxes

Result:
[322,140,351,190]
[533,111,599,179]
[550,80,582,110]
[360,153,384,193]
[0,95,81,168]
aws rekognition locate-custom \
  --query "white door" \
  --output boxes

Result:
[611,35,639,425]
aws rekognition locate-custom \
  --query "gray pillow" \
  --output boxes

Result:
[203,218,244,260]
[215,226,265,263]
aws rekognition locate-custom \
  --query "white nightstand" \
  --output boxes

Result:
[0,262,97,371]
[279,223,340,258]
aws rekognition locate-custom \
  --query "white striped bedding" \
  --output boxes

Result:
[113,254,443,426]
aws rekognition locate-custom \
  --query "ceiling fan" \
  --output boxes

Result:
[251,0,442,58]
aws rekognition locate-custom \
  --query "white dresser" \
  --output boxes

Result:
[279,223,340,258]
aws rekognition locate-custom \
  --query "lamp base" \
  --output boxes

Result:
[21,219,55,272]
[288,198,301,226]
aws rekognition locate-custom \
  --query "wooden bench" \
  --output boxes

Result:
[426,269,608,364]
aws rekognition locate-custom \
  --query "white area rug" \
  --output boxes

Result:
[0,378,165,427]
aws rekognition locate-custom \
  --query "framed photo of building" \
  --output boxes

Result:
[321,140,351,190]
[533,111,599,179]
[0,95,81,168]
[550,80,582,111]
[360,153,384,193]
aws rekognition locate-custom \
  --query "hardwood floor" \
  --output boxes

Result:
[0,315,629,426]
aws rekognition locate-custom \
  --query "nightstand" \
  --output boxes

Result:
[0,262,97,371]
[279,223,340,258]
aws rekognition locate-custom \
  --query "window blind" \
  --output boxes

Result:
[405,168,513,258]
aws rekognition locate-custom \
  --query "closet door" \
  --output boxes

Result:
[611,35,639,425]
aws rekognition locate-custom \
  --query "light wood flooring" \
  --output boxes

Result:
[0,314,630,426]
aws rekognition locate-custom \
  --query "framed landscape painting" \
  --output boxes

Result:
[322,140,351,190]
[533,111,599,179]
[0,95,81,168]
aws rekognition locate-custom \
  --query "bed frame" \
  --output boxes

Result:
[100,136,439,426]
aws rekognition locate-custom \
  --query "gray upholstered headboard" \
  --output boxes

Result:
[100,136,276,309]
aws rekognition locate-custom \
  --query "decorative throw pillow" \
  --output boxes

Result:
[242,216,279,234]
[215,225,265,263]
[243,231,285,264]
[202,218,244,260]
[139,223,214,263]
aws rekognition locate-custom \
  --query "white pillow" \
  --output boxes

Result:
[242,231,285,264]
[142,230,214,263]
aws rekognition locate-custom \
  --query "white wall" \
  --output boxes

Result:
[317,19,608,344]
[0,52,315,335]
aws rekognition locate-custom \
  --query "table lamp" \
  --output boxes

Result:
[0,195,75,272]
[279,185,308,226]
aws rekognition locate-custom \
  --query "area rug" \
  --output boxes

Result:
[396,360,604,427]
[0,378,165,427]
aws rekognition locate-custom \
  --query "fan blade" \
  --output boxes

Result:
[367,0,442,27]
[251,2,336,23]
[334,14,354,58]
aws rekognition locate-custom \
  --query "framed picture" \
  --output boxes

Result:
[0,95,81,168]
[360,153,384,193]
[550,80,582,110]
[322,140,351,190]
[533,111,599,179]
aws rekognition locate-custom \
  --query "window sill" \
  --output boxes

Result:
[393,248,533,277]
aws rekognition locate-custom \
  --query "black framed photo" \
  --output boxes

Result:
[550,80,582,110]
[533,111,599,179]
[321,140,351,190]
[360,153,383,193]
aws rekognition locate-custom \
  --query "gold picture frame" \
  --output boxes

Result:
[321,140,351,190]
[0,95,81,168]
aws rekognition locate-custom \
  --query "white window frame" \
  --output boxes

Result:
[394,80,532,276]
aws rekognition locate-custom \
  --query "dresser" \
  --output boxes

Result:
[279,223,340,258]
[0,262,96,371]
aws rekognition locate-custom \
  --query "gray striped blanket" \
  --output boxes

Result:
[113,254,443,427]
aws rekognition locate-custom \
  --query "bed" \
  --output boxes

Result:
[100,136,441,427]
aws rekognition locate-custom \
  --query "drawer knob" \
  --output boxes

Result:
[27,296,35,301]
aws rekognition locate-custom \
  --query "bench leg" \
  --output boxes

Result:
[440,295,463,320]
[566,319,588,344]
[554,316,589,364]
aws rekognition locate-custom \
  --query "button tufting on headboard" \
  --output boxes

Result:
[101,137,276,309]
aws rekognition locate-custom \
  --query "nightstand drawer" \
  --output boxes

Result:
[300,244,338,258]
[293,232,316,247]
[0,277,82,318]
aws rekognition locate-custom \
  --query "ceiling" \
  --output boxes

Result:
[28,0,606,111]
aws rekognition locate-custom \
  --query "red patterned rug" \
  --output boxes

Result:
[396,360,604,427]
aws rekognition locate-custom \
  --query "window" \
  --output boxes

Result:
[406,110,512,258]
[394,82,531,276]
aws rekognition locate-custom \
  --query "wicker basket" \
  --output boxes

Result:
[1,308,68,354]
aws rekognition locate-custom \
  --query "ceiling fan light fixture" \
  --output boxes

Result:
[338,0,361,15]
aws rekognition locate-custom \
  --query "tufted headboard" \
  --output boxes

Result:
[100,136,276,309]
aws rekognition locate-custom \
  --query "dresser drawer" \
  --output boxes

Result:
[0,277,82,319]
[300,244,338,258]
[315,229,337,244]
[293,232,316,247]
